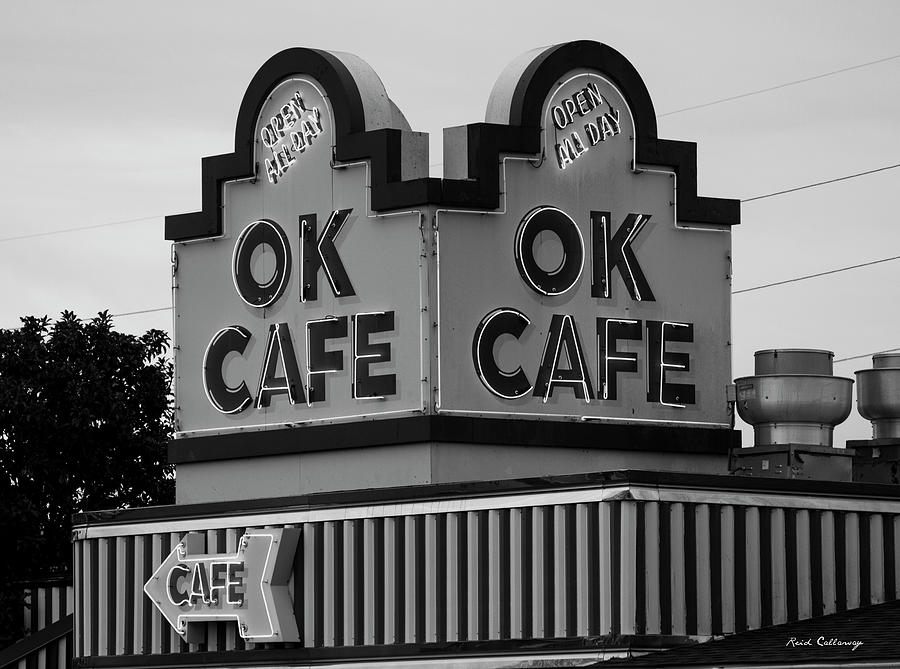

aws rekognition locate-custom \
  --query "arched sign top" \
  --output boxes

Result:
[165,47,427,242]
[487,41,738,227]
[166,41,738,243]
[234,48,413,144]
[487,41,658,139]
[236,49,367,145]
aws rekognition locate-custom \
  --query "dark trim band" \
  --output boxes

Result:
[72,468,900,530]
[168,415,737,464]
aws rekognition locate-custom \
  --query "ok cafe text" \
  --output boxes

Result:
[202,204,697,414]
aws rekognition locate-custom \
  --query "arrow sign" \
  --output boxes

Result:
[143,528,300,643]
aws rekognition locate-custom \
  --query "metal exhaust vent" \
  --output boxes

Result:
[856,352,900,439]
[735,349,853,447]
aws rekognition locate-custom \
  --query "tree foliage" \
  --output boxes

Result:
[0,312,174,646]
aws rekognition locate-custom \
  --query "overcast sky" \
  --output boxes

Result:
[2,0,898,445]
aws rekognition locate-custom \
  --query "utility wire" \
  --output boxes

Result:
[2,305,174,329]
[2,61,898,319]
[2,54,899,243]
[109,307,172,318]
[741,163,900,203]
[0,215,162,243]
[659,53,900,117]
[114,252,900,314]
[4,161,897,243]
[732,254,900,294]
[834,348,900,364]
[73,306,172,323]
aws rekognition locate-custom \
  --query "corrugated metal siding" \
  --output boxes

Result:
[23,585,73,636]
[9,585,74,669]
[73,499,900,659]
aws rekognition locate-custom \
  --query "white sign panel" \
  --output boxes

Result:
[173,78,427,437]
[435,72,732,427]
[169,45,737,448]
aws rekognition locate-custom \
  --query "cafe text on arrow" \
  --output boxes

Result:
[143,527,300,642]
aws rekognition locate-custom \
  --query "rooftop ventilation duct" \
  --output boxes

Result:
[856,352,900,439]
[735,349,853,447]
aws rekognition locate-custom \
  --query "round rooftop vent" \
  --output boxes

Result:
[735,349,853,447]
[856,352,900,439]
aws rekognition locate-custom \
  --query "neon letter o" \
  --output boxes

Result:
[514,206,584,296]
[232,219,291,308]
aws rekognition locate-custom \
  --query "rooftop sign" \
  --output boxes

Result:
[166,42,739,457]
[436,65,732,426]
[171,56,429,438]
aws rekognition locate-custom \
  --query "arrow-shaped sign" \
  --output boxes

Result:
[143,528,300,643]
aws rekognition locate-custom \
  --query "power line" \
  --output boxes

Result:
[91,309,900,367]
[0,215,162,243]
[834,348,900,364]
[58,308,900,372]
[3,60,898,335]
[111,250,900,314]
[5,161,894,244]
[112,243,900,315]
[1,56,898,245]
[659,53,900,117]
[3,160,894,245]
[0,162,895,248]
[1,306,174,330]
[73,307,172,323]
[109,307,172,318]
[741,163,900,203]
[732,254,900,295]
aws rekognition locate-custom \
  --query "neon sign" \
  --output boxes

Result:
[202,209,398,414]
[169,45,737,438]
[472,205,695,408]
[143,529,300,642]
[549,82,622,170]
[261,90,323,184]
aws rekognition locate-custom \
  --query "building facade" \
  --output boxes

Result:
[7,40,899,669]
